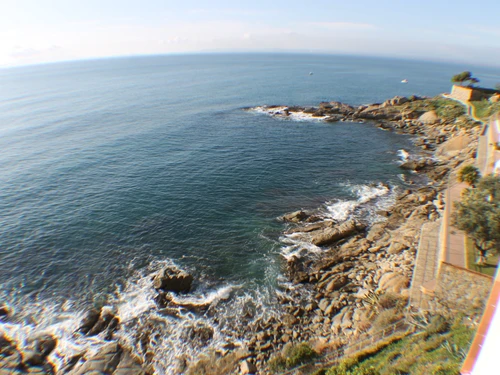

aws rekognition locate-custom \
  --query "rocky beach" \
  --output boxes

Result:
[1,94,482,375]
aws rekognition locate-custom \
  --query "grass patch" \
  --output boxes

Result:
[268,343,318,373]
[470,100,500,119]
[402,96,472,123]
[465,236,498,276]
[320,317,475,375]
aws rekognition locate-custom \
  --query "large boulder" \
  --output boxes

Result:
[377,273,409,294]
[311,220,366,246]
[418,110,440,125]
[240,360,257,375]
[70,342,122,375]
[78,309,101,335]
[324,276,349,293]
[33,334,57,358]
[78,308,119,338]
[69,343,148,375]
[399,158,434,172]
[153,266,193,293]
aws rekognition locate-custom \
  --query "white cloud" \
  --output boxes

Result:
[0,17,499,67]
[308,22,378,32]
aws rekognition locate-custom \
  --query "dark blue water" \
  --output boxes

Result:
[1,54,498,307]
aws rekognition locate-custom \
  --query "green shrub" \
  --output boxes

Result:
[285,343,317,368]
[268,354,287,373]
[326,361,380,375]
[457,165,480,187]
[268,343,318,373]
[326,362,352,375]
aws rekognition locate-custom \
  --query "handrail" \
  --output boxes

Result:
[274,318,409,375]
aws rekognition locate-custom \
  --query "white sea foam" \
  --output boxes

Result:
[324,183,391,223]
[0,261,276,375]
[0,299,108,371]
[398,149,410,163]
[279,182,396,259]
[248,106,327,122]
[280,232,323,260]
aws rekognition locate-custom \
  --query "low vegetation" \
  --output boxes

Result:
[322,316,474,375]
[457,165,480,187]
[268,343,318,373]
[401,96,468,123]
[470,99,500,119]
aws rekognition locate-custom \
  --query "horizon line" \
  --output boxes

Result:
[2,50,500,71]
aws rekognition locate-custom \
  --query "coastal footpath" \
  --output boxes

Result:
[0,94,488,375]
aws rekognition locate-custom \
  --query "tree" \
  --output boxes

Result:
[451,71,480,87]
[453,175,500,264]
[468,77,480,87]
[457,165,480,187]
[477,174,500,201]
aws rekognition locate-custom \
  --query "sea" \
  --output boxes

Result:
[0,53,498,373]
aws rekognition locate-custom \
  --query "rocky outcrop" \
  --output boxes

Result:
[310,220,366,246]
[68,342,147,375]
[282,210,309,223]
[0,333,57,375]
[78,308,119,339]
[152,266,193,293]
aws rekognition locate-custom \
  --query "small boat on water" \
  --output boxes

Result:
[309,72,314,75]
[401,79,408,84]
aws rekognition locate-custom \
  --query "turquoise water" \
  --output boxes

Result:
[0,54,498,307]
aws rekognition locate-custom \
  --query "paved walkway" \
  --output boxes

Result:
[444,182,467,268]
[409,221,442,308]
[409,181,468,309]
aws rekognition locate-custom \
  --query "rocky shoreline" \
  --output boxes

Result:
[1,95,481,375]
[238,95,481,373]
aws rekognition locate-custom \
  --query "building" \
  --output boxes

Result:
[450,85,498,102]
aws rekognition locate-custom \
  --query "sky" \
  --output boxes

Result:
[1,0,500,67]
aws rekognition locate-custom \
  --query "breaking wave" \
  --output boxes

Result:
[280,182,396,259]
[247,106,328,122]
[0,261,279,375]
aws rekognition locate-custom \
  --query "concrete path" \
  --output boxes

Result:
[410,181,468,309]
[409,221,442,308]
[444,182,467,268]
